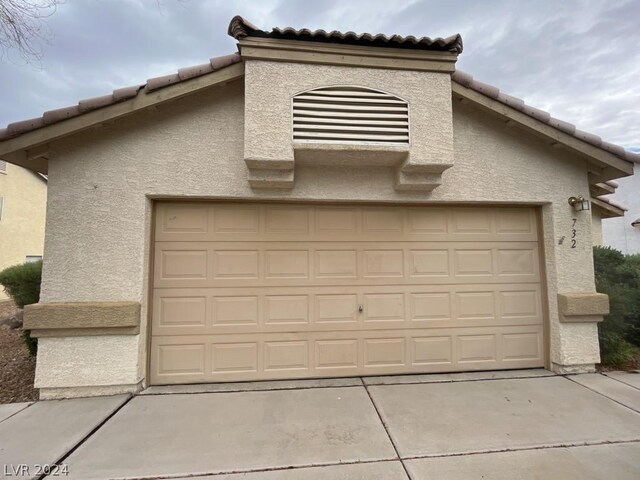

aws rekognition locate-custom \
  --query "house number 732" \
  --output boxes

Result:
[571,218,577,248]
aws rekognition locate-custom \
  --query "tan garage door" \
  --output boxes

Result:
[150,203,545,385]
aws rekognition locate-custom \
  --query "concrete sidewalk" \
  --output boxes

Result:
[1,369,639,479]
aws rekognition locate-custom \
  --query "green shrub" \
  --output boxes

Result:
[22,330,38,356]
[0,260,42,308]
[593,246,640,366]
[0,261,42,356]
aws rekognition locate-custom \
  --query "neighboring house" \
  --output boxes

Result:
[0,160,47,301]
[0,16,637,399]
[599,163,640,254]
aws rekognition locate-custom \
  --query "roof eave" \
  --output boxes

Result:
[0,62,245,174]
[452,82,634,182]
[592,198,625,218]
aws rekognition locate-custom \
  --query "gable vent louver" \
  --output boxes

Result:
[293,86,409,145]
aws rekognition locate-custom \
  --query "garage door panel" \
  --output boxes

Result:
[155,204,538,243]
[410,292,452,321]
[212,296,259,326]
[156,295,208,328]
[458,334,498,364]
[157,204,211,240]
[453,249,494,277]
[315,206,359,234]
[315,249,358,278]
[454,291,497,321]
[213,250,260,279]
[495,208,537,237]
[364,338,406,368]
[407,208,448,234]
[265,295,309,325]
[411,336,453,366]
[154,241,540,288]
[264,341,309,372]
[409,249,450,277]
[363,249,405,278]
[502,332,542,362]
[152,284,543,336]
[264,205,311,235]
[497,248,539,277]
[499,290,540,319]
[315,294,359,324]
[362,208,404,234]
[450,208,493,235]
[363,293,406,322]
[151,203,545,385]
[213,204,260,234]
[211,342,259,374]
[156,343,206,377]
[316,339,359,370]
[150,326,544,384]
[158,249,209,280]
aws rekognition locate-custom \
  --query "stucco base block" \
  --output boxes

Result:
[558,322,601,366]
[39,382,142,400]
[551,363,597,374]
[35,335,141,389]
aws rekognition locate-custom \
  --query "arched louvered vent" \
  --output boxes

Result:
[293,86,409,145]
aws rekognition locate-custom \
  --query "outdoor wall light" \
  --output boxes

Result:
[568,196,590,212]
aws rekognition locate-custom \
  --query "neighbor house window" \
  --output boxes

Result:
[292,86,409,145]
[25,255,43,263]
[0,160,6,173]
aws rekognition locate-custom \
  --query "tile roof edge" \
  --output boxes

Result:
[596,195,629,211]
[0,52,241,143]
[227,15,463,53]
[452,70,640,165]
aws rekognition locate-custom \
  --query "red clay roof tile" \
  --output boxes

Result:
[227,15,463,53]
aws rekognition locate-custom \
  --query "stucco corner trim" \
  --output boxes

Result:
[557,292,609,323]
[24,301,140,337]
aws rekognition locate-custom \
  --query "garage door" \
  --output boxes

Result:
[150,203,545,385]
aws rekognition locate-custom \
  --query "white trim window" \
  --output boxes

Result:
[0,160,6,173]
[25,255,43,263]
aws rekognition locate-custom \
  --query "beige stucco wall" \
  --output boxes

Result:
[0,163,47,301]
[591,208,603,246]
[244,60,454,171]
[35,73,602,396]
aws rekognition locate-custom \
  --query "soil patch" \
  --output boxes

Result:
[0,301,38,403]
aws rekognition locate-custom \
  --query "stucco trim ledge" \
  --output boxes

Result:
[24,301,141,337]
[557,292,609,323]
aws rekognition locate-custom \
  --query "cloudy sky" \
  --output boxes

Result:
[1,0,638,151]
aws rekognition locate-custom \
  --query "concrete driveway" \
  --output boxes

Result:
[1,369,639,479]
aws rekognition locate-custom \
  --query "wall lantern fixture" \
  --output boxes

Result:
[568,196,590,212]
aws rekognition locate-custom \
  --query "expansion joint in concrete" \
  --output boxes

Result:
[35,395,134,480]
[362,381,412,479]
